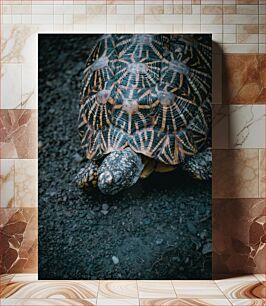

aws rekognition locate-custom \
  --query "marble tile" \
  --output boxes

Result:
[15,159,37,207]
[222,44,258,53]
[0,274,14,295]
[236,0,258,4]
[222,54,264,104]
[254,274,266,283]
[215,276,265,299]
[229,105,265,149]
[11,274,38,282]
[0,299,97,305]
[139,299,232,306]
[172,281,225,298]
[0,110,37,159]
[98,281,138,299]
[21,63,37,109]
[213,199,266,275]
[1,64,22,109]
[1,281,99,299]
[1,25,38,64]
[96,299,139,305]
[229,299,266,305]
[213,105,229,149]
[201,5,223,14]
[138,281,176,298]
[213,149,259,198]
[0,208,38,274]
[259,149,266,198]
[0,160,15,208]
[237,25,259,34]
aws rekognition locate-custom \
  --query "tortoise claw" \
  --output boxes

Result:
[75,160,98,190]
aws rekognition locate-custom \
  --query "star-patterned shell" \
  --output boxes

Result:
[79,34,212,165]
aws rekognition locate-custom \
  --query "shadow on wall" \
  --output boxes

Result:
[212,41,266,279]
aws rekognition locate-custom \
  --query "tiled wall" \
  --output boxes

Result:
[0,0,265,277]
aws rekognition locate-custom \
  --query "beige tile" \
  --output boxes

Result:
[1,281,99,299]
[172,281,224,298]
[32,4,53,14]
[222,43,258,53]
[192,5,200,14]
[223,33,236,43]
[73,5,86,14]
[107,5,116,14]
[259,149,265,198]
[259,4,265,14]
[229,105,265,149]
[237,4,259,14]
[98,281,138,299]
[237,33,259,44]
[22,63,37,109]
[107,15,134,24]
[116,4,134,14]
[15,159,37,207]
[237,25,259,34]
[11,274,38,282]
[201,15,223,24]
[86,5,107,15]
[0,159,15,208]
[229,300,266,305]
[223,14,258,24]
[12,5,31,14]
[32,15,54,25]
[140,298,232,305]
[183,14,200,24]
[144,14,182,24]
[1,299,96,305]
[164,4,174,14]
[254,274,266,283]
[182,5,192,14]
[215,275,266,299]
[223,4,236,14]
[183,24,201,32]
[135,15,144,24]
[213,149,259,198]
[144,5,164,14]
[97,299,139,305]
[173,4,183,14]
[138,281,176,299]
[201,25,222,33]
[201,5,223,14]
[223,25,236,33]
[0,110,38,159]
[144,24,174,33]
[1,64,22,109]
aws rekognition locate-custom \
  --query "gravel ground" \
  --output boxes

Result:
[38,34,212,280]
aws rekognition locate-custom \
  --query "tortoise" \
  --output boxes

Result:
[75,34,212,195]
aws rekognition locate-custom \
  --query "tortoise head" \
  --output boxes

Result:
[97,147,144,195]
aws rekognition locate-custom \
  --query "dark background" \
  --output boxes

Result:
[38,34,212,280]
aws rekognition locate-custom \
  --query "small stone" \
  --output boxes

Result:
[202,243,212,254]
[143,218,150,225]
[73,153,83,163]
[155,238,163,245]
[112,256,119,265]
[102,203,109,211]
[101,210,108,215]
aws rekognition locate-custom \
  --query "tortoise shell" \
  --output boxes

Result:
[79,34,212,165]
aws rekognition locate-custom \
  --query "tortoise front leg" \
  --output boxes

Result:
[75,160,98,190]
[182,147,212,180]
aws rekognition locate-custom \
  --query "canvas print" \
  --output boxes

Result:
[38,34,212,280]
